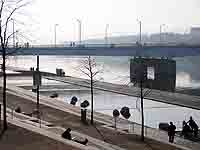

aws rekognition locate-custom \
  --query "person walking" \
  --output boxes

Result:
[187,116,199,137]
[182,120,192,138]
[168,122,176,143]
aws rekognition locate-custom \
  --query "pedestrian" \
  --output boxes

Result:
[168,122,176,143]
[62,128,88,145]
[62,128,72,140]
[187,116,199,137]
[182,120,192,138]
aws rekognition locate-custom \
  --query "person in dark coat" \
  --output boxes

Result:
[62,128,72,140]
[62,128,88,145]
[168,122,176,143]
[182,120,192,138]
[187,116,199,137]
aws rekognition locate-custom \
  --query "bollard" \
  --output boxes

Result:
[114,117,117,130]
[81,109,87,123]
[12,108,14,119]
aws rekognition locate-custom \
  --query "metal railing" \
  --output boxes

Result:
[3,42,200,49]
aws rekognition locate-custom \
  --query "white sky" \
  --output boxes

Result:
[14,0,200,44]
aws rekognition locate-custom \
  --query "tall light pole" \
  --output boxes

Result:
[76,19,82,45]
[11,18,15,48]
[160,24,165,43]
[54,24,59,47]
[36,55,40,120]
[137,19,142,45]
[105,24,109,45]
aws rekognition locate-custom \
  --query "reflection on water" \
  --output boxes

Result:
[7,55,200,88]
[41,88,200,129]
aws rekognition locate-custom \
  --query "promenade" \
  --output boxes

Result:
[1,84,200,150]
[0,123,81,150]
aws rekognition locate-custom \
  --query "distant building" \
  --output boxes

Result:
[130,57,176,92]
[190,27,200,36]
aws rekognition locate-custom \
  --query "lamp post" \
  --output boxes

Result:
[11,18,15,48]
[76,19,82,45]
[54,24,59,47]
[137,19,142,45]
[36,55,40,120]
[160,24,165,43]
[105,24,109,45]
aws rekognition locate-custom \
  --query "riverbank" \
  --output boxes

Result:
[1,86,199,150]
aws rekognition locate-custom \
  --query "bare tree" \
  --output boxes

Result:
[115,58,152,141]
[129,58,152,141]
[79,56,102,125]
[0,0,31,130]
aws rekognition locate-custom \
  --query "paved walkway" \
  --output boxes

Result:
[4,106,127,150]
[1,85,200,149]
[4,114,96,150]
[0,122,81,150]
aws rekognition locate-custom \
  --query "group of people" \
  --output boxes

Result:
[182,116,199,138]
[168,116,199,143]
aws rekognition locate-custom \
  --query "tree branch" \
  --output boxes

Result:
[5,30,18,46]
[80,68,91,78]
[0,0,4,19]
[92,70,100,78]
[3,1,30,46]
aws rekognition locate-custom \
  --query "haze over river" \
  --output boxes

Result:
[5,55,200,128]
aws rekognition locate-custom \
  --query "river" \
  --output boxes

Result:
[4,55,200,128]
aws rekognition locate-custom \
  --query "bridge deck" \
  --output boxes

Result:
[6,45,200,56]
[44,75,200,110]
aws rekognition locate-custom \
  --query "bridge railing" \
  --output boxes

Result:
[4,42,200,49]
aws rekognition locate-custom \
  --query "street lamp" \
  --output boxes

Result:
[76,19,82,45]
[54,24,59,47]
[105,24,109,45]
[137,19,145,142]
[11,18,15,48]
[160,24,165,43]
[137,19,142,45]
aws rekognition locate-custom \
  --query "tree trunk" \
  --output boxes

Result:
[2,47,7,130]
[140,79,144,141]
[90,77,94,125]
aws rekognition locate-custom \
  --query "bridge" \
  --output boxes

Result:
[5,43,200,57]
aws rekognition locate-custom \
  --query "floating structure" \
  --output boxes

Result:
[130,57,176,92]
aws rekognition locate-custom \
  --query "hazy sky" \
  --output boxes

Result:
[15,0,200,44]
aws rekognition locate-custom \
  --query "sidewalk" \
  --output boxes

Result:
[4,107,125,150]
[0,122,81,150]
[1,85,199,149]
